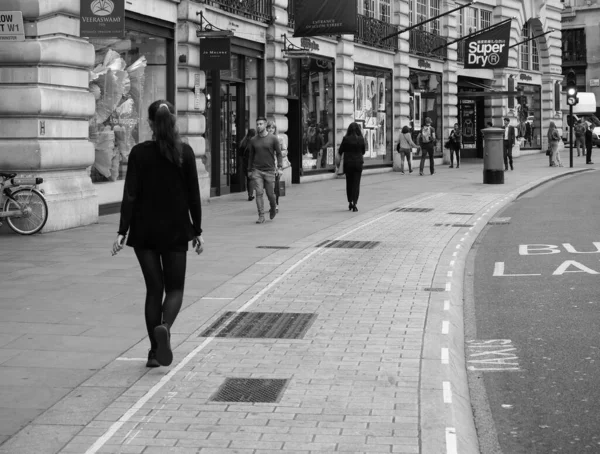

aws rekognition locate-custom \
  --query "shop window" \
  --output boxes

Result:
[89,30,168,183]
[354,67,393,165]
[408,70,443,157]
[516,84,541,150]
[562,28,586,65]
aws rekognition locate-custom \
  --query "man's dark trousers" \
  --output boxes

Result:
[503,140,513,170]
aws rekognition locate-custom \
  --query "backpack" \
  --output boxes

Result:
[420,126,434,144]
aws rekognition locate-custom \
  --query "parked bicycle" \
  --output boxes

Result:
[0,172,48,235]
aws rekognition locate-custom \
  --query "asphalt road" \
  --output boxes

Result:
[466,169,600,453]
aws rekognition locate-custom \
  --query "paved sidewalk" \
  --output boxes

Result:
[0,155,592,454]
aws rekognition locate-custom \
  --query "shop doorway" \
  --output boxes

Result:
[287,98,301,183]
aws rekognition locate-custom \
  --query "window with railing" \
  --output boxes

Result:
[409,0,439,34]
[364,0,376,17]
[520,23,530,70]
[456,5,492,63]
[429,0,440,35]
[562,28,587,66]
[201,0,273,23]
[380,0,391,23]
[480,10,491,29]
[355,13,399,51]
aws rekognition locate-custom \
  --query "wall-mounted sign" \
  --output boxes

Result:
[519,74,533,81]
[413,91,422,131]
[200,37,231,71]
[465,21,511,69]
[590,79,600,87]
[293,0,356,37]
[80,0,125,38]
[0,12,25,42]
[459,99,476,145]
[300,37,319,51]
[417,59,431,69]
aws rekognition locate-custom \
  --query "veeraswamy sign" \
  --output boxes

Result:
[80,0,125,38]
[465,21,511,69]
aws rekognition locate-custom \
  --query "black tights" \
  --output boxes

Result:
[134,248,187,351]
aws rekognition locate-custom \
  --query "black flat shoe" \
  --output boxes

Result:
[146,350,160,368]
[154,324,173,367]
[349,203,353,211]
[248,195,254,201]
[352,204,358,212]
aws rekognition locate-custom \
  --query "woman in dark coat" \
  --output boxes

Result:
[338,122,366,212]
[112,100,203,368]
[239,128,256,201]
[448,123,462,168]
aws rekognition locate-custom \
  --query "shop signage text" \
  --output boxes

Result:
[301,38,319,51]
[200,37,231,71]
[293,0,356,37]
[465,21,511,69]
[417,59,431,69]
[519,74,533,81]
[0,12,24,42]
[80,0,125,38]
[590,79,599,87]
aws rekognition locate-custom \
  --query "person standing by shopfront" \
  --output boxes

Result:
[502,117,516,171]
[448,123,462,168]
[238,128,256,201]
[418,117,436,176]
[574,119,587,158]
[585,124,594,164]
[396,125,417,174]
[338,122,365,212]
[112,100,204,368]
[248,116,282,224]
[547,121,563,167]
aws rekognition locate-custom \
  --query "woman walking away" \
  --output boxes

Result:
[112,100,204,368]
[397,125,418,174]
[267,121,281,212]
[239,128,256,201]
[547,121,563,167]
[338,122,366,212]
[418,117,436,176]
[448,123,462,168]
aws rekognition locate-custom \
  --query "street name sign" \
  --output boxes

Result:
[0,12,25,42]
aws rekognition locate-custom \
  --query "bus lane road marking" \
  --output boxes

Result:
[466,339,520,372]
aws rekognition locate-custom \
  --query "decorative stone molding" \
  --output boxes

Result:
[335,36,355,148]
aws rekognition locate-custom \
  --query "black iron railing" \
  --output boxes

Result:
[202,0,273,24]
[288,0,295,28]
[457,40,464,63]
[409,28,447,60]
[355,14,398,51]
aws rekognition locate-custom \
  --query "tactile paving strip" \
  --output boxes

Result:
[210,378,289,403]
[199,311,317,339]
[315,240,380,249]
[391,207,434,213]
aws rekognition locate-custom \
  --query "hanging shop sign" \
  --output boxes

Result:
[293,0,356,37]
[199,37,231,71]
[80,0,125,38]
[465,21,511,69]
[0,12,25,42]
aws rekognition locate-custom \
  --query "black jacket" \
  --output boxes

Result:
[118,141,202,251]
[338,135,366,164]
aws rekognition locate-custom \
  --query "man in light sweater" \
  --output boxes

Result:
[248,116,283,224]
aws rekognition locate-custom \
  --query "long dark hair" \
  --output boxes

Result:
[346,122,363,138]
[148,100,182,167]
[240,128,256,151]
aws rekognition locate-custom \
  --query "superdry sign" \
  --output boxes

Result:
[293,0,356,37]
[464,21,511,69]
[80,0,125,38]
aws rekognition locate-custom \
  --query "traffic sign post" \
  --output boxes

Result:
[569,105,574,168]
[566,69,579,168]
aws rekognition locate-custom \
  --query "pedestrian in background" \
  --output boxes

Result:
[502,117,515,171]
[338,122,365,212]
[396,125,417,174]
[418,117,436,176]
[547,121,563,167]
[112,100,204,368]
[448,123,462,168]
[267,120,281,213]
[248,116,282,224]
[585,124,594,164]
[239,128,256,201]
[574,119,587,157]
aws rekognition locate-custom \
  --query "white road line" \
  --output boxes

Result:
[447,271,453,277]
[86,194,443,453]
[443,381,452,403]
[445,282,451,291]
[443,300,450,311]
[452,252,457,257]
[449,260,455,266]
[441,348,449,364]
[442,321,449,334]
[446,427,458,454]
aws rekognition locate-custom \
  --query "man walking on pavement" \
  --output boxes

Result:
[503,117,515,171]
[574,118,587,157]
[248,116,283,224]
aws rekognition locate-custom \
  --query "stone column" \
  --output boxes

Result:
[394,1,411,132]
[335,36,355,148]
[266,0,291,186]
[442,0,460,164]
[0,0,97,231]
[177,1,210,204]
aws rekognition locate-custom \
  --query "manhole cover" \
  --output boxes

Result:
[488,217,511,225]
[210,378,289,403]
[392,207,434,213]
[316,240,379,249]
[199,312,317,339]
[452,224,473,227]
[424,287,446,292]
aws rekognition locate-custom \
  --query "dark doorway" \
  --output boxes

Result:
[287,98,301,184]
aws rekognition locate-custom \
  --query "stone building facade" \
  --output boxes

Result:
[0,0,563,231]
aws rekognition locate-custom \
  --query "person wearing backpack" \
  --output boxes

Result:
[574,119,587,157]
[418,117,436,176]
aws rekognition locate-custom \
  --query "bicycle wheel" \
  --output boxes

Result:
[4,188,48,235]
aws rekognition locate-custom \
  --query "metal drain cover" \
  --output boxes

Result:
[257,246,290,249]
[392,207,434,213]
[200,312,317,339]
[488,217,511,225]
[316,240,380,249]
[424,287,446,292]
[448,212,475,215]
[210,378,289,403]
